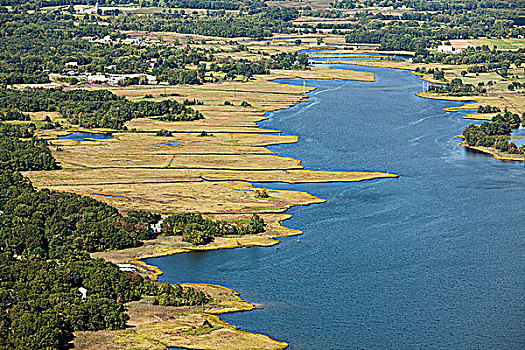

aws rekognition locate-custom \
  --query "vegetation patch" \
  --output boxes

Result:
[182,320,222,335]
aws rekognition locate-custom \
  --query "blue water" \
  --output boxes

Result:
[161,141,183,147]
[310,56,410,63]
[300,49,411,61]
[511,127,525,146]
[146,63,525,349]
[92,193,130,200]
[59,132,113,141]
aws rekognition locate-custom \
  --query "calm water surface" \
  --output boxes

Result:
[146,64,525,349]
[58,132,113,141]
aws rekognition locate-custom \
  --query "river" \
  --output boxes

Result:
[146,63,524,349]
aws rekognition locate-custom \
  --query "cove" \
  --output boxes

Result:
[145,64,524,349]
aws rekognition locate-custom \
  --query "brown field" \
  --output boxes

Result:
[43,180,323,214]
[25,168,396,187]
[449,38,525,51]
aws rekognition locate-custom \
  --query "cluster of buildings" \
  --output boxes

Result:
[436,45,463,54]
[53,72,158,86]
[81,35,174,47]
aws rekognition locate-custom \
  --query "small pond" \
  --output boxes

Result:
[58,132,113,141]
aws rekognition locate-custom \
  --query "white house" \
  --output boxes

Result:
[117,264,137,272]
[78,287,87,300]
[437,45,462,54]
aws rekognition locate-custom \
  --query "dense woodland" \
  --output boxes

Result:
[462,109,525,154]
[0,89,204,129]
[0,119,266,348]
[163,212,266,245]
[0,123,59,171]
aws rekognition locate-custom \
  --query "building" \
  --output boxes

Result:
[78,287,87,299]
[437,45,462,54]
[117,264,137,272]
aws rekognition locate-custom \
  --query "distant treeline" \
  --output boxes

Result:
[0,11,310,86]
[0,0,263,10]
[113,10,296,38]
[335,0,525,11]
[0,12,212,85]
[413,46,524,66]
[342,1,524,51]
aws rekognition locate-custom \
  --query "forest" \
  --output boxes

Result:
[163,212,266,245]
[0,123,211,349]
[0,117,270,348]
[462,109,525,154]
[0,89,204,129]
[0,123,59,171]
[427,78,486,97]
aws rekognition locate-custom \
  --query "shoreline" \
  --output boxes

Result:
[63,65,394,349]
[49,54,516,349]
[80,55,520,348]
[462,143,525,161]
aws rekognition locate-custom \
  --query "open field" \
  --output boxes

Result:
[43,180,323,214]
[29,67,385,215]
[25,168,396,187]
[450,38,525,50]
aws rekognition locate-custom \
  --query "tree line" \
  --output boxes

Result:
[0,88,204,129]
[163,212,266,245]
[343,2,524,51]
[462,109,525,154]
[0,123,59,171]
